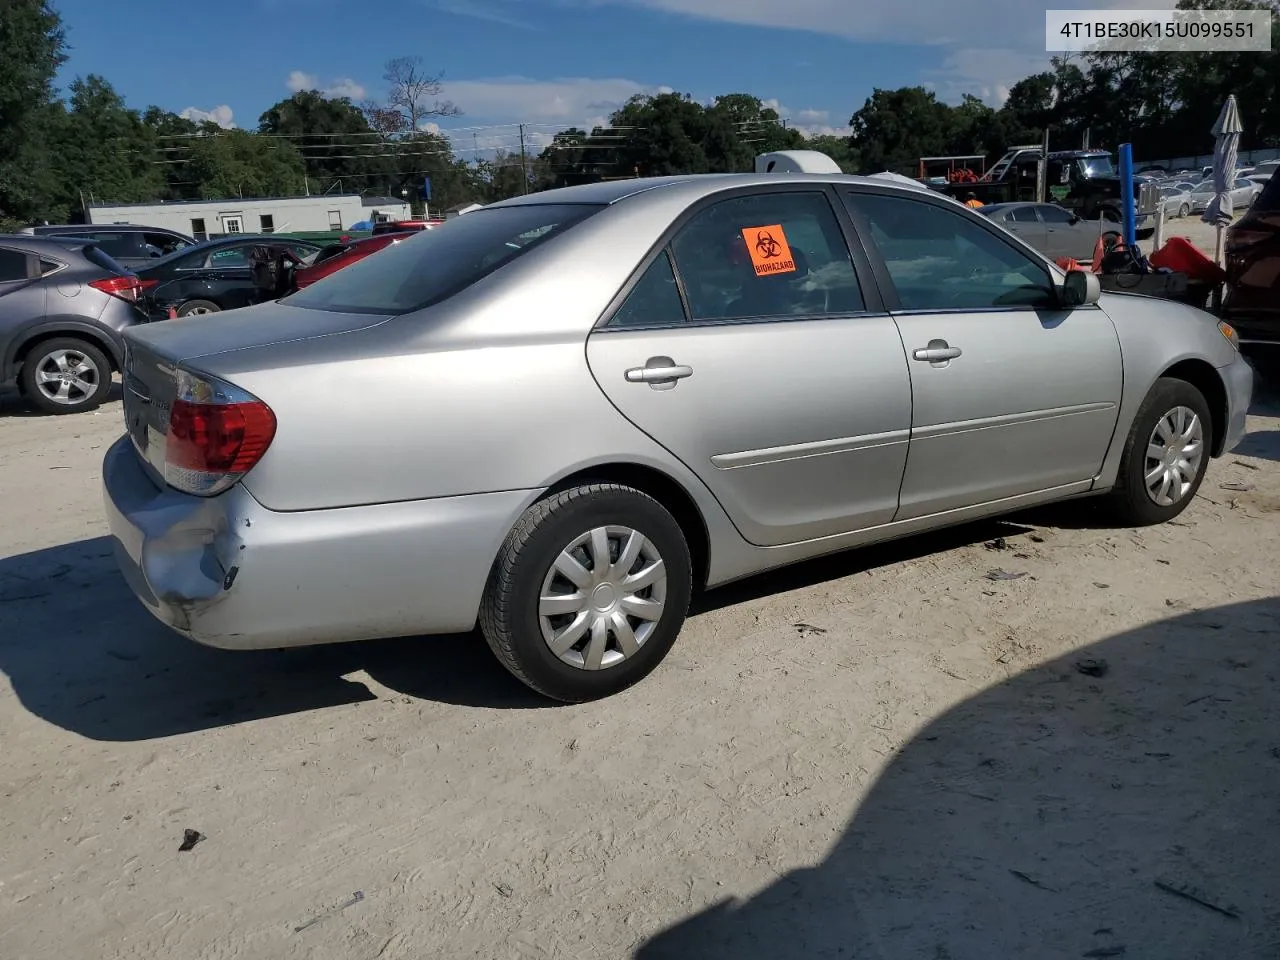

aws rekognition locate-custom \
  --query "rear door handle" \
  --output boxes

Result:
[625,356,693,390]
[912,341,962,364]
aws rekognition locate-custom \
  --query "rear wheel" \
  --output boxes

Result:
[479,484,693,702]
[1178,203,1190,218]
[19,337,112,415]
[176,299,220,317]
[1108,377,1213,526]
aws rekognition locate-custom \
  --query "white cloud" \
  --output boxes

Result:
[180,105,235,128]
[796,108,829,124]
[443,75,669,127]
[286,70,367,101]
[572,0,1180,107]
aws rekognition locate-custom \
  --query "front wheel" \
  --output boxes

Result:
[175,299,220,318]
[19,337,113,415]
[479,484,693,702]
[1178,203,1190,218]
[1108,377,1213,526]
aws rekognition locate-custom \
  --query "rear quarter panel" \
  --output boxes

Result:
[1095,292,1240,486]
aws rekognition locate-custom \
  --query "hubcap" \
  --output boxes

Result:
[185,305,212,315]
[1144,405,1204,507]
[538,525,667,671]
[34,349,98,405]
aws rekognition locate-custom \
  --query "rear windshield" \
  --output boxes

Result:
[285,203,603,315]
[82,245,131,276]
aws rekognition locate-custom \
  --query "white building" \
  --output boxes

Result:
[87,195,413,240]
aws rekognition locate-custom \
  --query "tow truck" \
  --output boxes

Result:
[934,145,1161,231]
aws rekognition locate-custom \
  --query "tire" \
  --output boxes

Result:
[479,483,693,702]
[18,337,113,415]
[175,299,220,317]
[1108,377,1213,526]
[1178,203,1190,218]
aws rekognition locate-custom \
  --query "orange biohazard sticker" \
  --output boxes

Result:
[741,224,796,277]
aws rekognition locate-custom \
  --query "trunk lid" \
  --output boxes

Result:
[121,300,392,483]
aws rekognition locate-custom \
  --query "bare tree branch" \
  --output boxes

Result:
[381,56,461,133]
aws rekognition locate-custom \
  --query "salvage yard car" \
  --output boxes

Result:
[103,163,1253,702]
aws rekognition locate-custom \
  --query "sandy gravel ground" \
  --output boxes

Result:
[2,333,1280,955]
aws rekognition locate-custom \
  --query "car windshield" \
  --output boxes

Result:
[285,203,603,315]
[1078,156,1116,178]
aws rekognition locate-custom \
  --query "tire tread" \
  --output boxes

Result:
[479,483,686,701]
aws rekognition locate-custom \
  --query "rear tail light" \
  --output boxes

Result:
[164,369,277,496]
[89,274,143,303]
[137,278,160,292]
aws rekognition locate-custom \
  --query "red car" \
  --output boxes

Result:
[1223,173,1280,346]
[292,232,415,290]
[372,219,444,235]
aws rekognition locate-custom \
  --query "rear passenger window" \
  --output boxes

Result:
[609,250,686,327]
[40,258,62,275]
[1010,206,1039,223]
[91,233,144,259]
[144,233,190,256]
[0,248,28,282]
[669,191,864,322]
[847,192,1056,311]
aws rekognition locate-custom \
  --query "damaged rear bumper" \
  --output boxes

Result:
[101,435,534,650]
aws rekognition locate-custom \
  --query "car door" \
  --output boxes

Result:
[585,187,913,548]
[1038,203,1096,260]
[0,246,43,338]
[201,244,259,308]
[1002,205,1048,256]
[842,189,1123,521]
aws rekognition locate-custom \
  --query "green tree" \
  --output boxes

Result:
[0,0,68,226]
[259,90,386,193]
[52,75,166,208]
[805,134,859,173]
[849,86,957,173]
[185,130,307,199]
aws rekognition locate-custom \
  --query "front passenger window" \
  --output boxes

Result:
[847,192,1056,311]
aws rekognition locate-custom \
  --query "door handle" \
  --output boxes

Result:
[625,356,693,390]
[912,341,962,364]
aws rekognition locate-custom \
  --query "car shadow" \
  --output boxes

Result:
[635,596,1280,959]
[0,381,123,417]
[1,520,1035,741]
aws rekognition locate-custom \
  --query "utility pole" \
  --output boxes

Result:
[519,123,529,194]
[1036,127,1050,204]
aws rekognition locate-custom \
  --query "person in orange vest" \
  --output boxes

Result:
[963,192,984,208]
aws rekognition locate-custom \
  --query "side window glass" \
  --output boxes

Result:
[0,248,29,282]
[40,258,62,275]
[669,191,864,322]
[847,192,1055,311]
[145,233,189,256]
[93,233,144,259]
[1038,205,1074,224]
[609,250,686,328]
[207,247,249,268]
[1010,206,1039,223]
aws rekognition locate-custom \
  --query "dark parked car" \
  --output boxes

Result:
[976,202,1115,262]
[22,224,197,268]
[135,235,321,319]
[292,232,414,289]
[1223,173,1280,347]
[0,235,145,414]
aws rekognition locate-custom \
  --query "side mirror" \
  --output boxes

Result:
[1068,214,1081,225]
[1062,269,1101,307]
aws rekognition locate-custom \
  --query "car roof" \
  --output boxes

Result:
[0,233,99,255]
[36,223,189,236]
[485,171,943,211]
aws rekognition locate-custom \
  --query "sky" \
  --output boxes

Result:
[52,0,1177,157]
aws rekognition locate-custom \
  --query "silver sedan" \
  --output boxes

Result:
[103,171,1253,701]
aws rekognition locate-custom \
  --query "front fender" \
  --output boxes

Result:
[1095,292,1241,487]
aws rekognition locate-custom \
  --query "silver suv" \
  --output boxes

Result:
[0,235,146,414]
